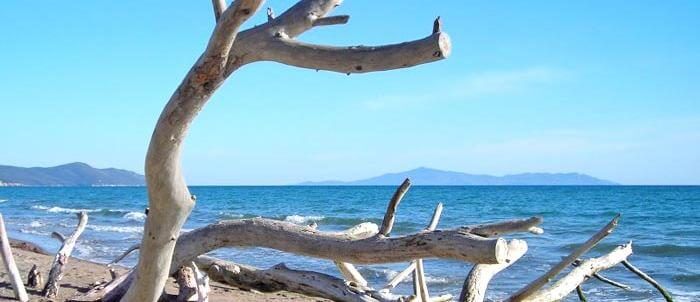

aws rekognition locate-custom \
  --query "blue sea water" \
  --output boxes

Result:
[0,186,698,301]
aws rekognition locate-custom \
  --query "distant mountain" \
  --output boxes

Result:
[298,167,617,186]
[0,162,144,186]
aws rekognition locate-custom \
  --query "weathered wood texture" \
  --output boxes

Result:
[522,243,633,302]
[0,214,29,301]
[170,218,508,272]
[197,256,380,302]
[460,239,529,302]
[42,211,88,298]
[508,215,619,301]
[127,0,451,300]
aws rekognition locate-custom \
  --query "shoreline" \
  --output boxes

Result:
[3,238,327,301]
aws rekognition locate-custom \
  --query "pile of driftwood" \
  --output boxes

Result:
[0,0,675,301]
[0,179,673,302]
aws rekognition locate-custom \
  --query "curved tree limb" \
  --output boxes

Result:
[380,178,411,236]
[123,1,264,301]
[508,214,620,302]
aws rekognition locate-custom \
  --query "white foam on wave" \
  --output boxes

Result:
[19,228,50,236]
[88,225,143,233]
[0,199,7,203]
[31,205,102,213]
[123,211,147,221]
[218,211,244,219]
[285,215,325,224]
[29,221,44,228]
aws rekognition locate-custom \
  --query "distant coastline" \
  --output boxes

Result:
[0,162,144,187]
[298,167,617,186]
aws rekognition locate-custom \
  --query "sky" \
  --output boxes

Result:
[1,1,698,185]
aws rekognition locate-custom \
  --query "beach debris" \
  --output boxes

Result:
[27,264,43,288]
[0,213,29,301]
[42,211,89,298]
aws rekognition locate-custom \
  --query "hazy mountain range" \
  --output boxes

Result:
[0,163,616,186]
[0,162,144,186]
[298,167,617,186]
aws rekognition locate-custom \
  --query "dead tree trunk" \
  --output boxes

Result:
[43,211,88,298]
[0,214,29,302]
[126,0,450,300]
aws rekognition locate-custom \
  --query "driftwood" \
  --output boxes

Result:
[27,264,43,288]
[621,260,673,302]
[197,256,381,302]
[43,211,89,298]
[0,213,29,302]
[508,215,619,301]
[176,266,197,302]
[521,243,633,302]
[127,0,451,299]
[190,262,210,302]
[460,239,529,302]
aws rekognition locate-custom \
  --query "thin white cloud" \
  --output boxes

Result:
[363,67,565,110]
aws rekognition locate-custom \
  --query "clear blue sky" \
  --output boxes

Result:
[1,1,698,185]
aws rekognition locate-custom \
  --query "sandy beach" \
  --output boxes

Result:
[0,240,327,301]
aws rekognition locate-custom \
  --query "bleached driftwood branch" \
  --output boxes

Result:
[129,0,451,300]
[0,213,29,302]
[197,256,383,302]
[521,243,633,302]
[459,216,544,302]
[460,239,529,302]
[466,216,544,237]
[380,178,411,236]
[170,218,508,273]
[43,211,88,298]
[572,260,631,290]
[508,214,619,301]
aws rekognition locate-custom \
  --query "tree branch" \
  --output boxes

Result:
[460,239,529,302]
[467,217,544,237]
[621,260,673,302]
[313,15,350,27]
[260,32,451,74]
[522,243,632,302]
[43,212,89,298]
[380,178,411,236]
[211,0,227,21]
[508,214,620,301]
[170,218,507,272]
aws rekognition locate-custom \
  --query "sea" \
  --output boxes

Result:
[0,186,698,301]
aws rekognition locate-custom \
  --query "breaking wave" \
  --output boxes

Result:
[87,225,143,233]
[123,211,147,221]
